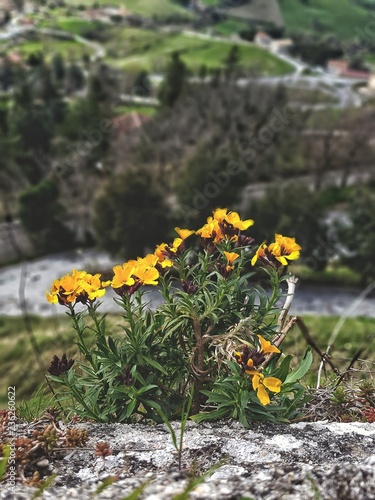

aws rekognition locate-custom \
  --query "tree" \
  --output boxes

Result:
[38,63,59,102]
[224,45,240,76]
[158,51,186,108]
[3,10,11,24]
[27,51,44,67]
[176,144,248,227]
[94,169,170,258]
[337,187,375,285]
[12,104,54,154]
[19,179,75,252]
[0,58,14,91]
[66,63,85,93]
[133,70,151,97]
[52,53,66,82]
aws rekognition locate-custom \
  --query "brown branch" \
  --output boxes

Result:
[296,317,340,376]
[334,346,366,389]
[261,316,297,370]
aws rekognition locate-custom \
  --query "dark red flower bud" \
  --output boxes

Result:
[48,354,74,376]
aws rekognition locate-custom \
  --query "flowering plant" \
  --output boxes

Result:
[46,208,312,426]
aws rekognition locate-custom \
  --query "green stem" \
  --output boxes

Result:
[69,305,97,371]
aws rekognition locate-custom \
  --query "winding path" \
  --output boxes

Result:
[0,249,374,318]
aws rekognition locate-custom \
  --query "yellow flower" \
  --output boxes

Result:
[170,238,183,253]
[160,258,173,269]
[110,263,136,289]
[257,335,280,355]
[154,243,169,262]
[224,211,254,231]
[268,234,301,266]
[174,227,195,240]
[143,252,173,270]
[224,251,239,265]
[46,279,60,304]
[196,219,212,238]
[59,274,81,301]
[250,371,282,405]
[196,218,223,242]
[212,208,228,222]
[142,254,159,267]
[251,243,267,266]
[133,259,159,286]
[197,208,254,244]
[80,273,106,301]
[46,270,107,306]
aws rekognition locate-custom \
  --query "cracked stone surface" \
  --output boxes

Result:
[1,420,375,499]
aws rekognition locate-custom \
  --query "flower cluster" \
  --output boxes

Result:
[251,234,301,268]
[103,255,160,296]
[46,270,106,306]
[196,208,254,247]
[155,227,194,263]
[104,227,196,297]
[235,335,282,405]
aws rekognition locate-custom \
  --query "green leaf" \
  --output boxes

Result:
[156,407,178,450]
[240,391,250,408]
[137,384,158,395]
[146,357,168,375]
[272,355,293,382]
[285,348,313,384]
[108,336,117,354]
[123,399,138,419]
[0,444,10,481]
[201,392,232,404]
[191,407,229,423]
[32,474,57,499]
[119,480,150,500]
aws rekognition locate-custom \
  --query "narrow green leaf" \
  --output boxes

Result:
[146,357,168,375]
[32,474,57,499]
[0,444,10,481]
[119,480,150,500]
[108,336,117,354]
[285,348,313,384]
[272,355,293,382]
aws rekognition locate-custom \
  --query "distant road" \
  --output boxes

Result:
[0,249,374,317]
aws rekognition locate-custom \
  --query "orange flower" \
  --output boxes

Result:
[251,243,267,266]
[268,234,301,266]
[197,208,254,244]
[46,270,107,306]
[251,235,301,268]
[257,335,280,355]
[249,371,282,405]
[174,227,195,240]
[133,259,159,286]
[224,251,239,265]
[107,263,136,289]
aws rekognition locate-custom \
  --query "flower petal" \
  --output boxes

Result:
[256,384,270,405]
